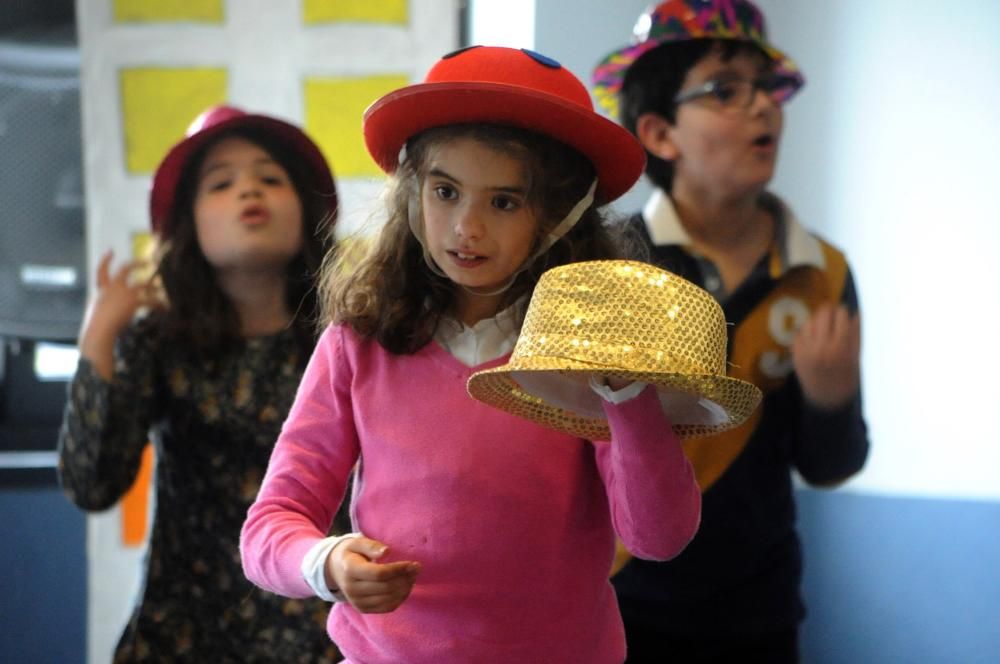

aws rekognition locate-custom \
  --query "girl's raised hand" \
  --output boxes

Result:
[78,250,163,379]
[325,537,421,614]
[791,303,861,410]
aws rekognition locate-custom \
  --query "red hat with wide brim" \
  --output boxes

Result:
[363,46,646,204]
[149,105,338,236]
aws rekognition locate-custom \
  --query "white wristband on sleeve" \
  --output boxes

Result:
[301,533,361,602]
[589,376,647,404]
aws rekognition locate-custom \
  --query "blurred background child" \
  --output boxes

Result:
[592,2,870,661]
[58,105,344,661]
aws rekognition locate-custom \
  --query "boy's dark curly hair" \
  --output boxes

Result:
[621,39,769,193]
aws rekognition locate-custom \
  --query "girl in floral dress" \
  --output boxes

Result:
[58,105,344,662]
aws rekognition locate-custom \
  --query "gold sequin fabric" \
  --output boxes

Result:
[467,260,762,439]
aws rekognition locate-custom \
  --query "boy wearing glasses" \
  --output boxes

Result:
[592,1,870,662]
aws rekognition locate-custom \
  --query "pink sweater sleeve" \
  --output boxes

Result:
[594,385,701,561]
[240,326,359,598]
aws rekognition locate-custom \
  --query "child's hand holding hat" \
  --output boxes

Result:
[468,260,762,440]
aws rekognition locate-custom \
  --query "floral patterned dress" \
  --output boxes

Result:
[58,313,344,663]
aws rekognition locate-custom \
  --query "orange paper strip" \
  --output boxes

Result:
[121,443,154,547]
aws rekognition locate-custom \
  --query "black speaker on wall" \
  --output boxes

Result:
[0,21,84,342]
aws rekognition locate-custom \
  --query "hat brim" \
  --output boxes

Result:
[363,81,646,203]
[150,114,337,235]
[467,357,762,441]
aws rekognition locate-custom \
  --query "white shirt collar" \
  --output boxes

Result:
[642,190,826,274]
[434,303,521,367]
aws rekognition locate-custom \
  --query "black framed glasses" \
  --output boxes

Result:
[673,72,794,111]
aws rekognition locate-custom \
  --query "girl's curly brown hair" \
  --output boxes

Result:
[154,126,335,361]
[319,123,635,355]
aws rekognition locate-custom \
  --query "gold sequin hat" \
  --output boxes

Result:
[467,260,762,439]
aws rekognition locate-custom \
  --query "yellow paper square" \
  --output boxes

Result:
[334,235,372,275]
[113,0,224,22]
[120,68,228,174]
[304,74,409,178]
[131,231,156,282]
[303,0,408,24]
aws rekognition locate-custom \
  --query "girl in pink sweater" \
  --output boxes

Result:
[241,46,701,663]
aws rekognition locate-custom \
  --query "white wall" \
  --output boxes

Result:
[757,0,1000,500]
[538,0,1000,502]
[469,0,534,48]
